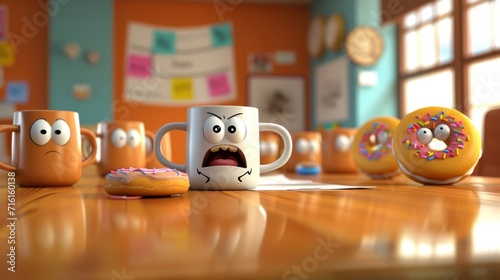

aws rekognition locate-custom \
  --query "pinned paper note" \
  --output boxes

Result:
[125,22,236,105]
[171,78,193,100]
[211,24,232,47]
[0,102,14,119]
[6,82,29,104]
[207,73,230,96]
[0,42,14,67]
[128,54,151,78]
[153,31,176,54]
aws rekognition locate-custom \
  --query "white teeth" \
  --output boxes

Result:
[210,145,238,152]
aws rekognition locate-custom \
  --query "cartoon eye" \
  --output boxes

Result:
[268,141,279,155]
[51,119,71,146]
[377,131,389,144]
[127,129,141,148]
[260,141,271,155]
[203,116,225,144]
[111,128,127,148]
[295,138,310,154]
[261,141,278,155]
[416,128,433,145]
[335,134,351,152]
[434,124,450,141]
[225,117,246,143]
[309,140,320,152]
[30,119,52,145]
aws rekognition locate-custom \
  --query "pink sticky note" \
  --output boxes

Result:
[207,73,231,97]
[128,54,151,78]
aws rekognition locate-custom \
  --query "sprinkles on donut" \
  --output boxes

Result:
[393,106,482,185]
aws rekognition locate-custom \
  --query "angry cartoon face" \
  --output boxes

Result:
[192,109,258,189]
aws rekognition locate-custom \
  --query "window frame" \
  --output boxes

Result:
[397,0,500,118]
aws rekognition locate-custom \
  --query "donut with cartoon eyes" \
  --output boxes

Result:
[351,117,400,178]
[392,107,482,185]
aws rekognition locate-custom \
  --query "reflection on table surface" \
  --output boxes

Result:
[1,166,500,279]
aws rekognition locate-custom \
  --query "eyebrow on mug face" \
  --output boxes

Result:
[207,112,243,120]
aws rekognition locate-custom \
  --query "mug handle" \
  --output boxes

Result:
[144,130,156,163]
[80,128,98,168]
[259,123,292,173]
[0,125,18,172]
[155,122,187,172]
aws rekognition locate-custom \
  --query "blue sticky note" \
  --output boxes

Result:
[153,31,176,54]
[211,24,233,47]
[6,82,29,104]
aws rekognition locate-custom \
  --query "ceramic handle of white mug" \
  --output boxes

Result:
[0,125,18,172]
[259,123,292,173]
[155,122,187,172]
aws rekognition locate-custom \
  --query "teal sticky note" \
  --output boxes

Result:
[6,82,29,104]
[153,31,176,54]
[211,24,233,47]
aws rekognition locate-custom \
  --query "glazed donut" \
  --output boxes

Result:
[392,107,481,184]
[351,117,400,178]
[104,167,190,197]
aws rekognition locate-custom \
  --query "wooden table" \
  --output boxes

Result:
[1,166,500,280]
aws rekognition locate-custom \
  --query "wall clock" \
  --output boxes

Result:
[307,15,325,58]
[344,26,384,66]
[324,14,345,52]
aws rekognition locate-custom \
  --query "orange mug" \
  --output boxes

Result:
[283,131,322,175]
[0,110,97,187]
[321,128,358,173]
[95,120,155,176]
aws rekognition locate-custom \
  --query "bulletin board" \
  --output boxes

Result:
[124,21,237,106]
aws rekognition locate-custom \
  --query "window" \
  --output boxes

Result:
[402,0,453,73]
[399,0,500,140]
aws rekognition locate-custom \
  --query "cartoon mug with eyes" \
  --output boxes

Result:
[283,131,322,175]
[392,106,481,184]
[321,127,358,173]
[154,106,293,190]
[259,131,281,165]
[95,121,155,176]
[0,110,97,187]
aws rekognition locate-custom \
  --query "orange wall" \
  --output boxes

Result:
[0,0,48,113]
[114,0,310,163]
[1,1,48,156]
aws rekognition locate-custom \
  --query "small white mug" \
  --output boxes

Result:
[154,106,292,190]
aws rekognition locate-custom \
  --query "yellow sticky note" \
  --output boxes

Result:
[171,78,193,100]
[0,42,14,67]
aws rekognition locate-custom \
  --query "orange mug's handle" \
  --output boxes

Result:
[80,128,97,168]
[144,130,156,163]
[0,125,18,172]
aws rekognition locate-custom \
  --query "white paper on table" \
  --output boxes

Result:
[252,174,376,191]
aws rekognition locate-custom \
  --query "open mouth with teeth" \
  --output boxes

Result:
[202,145,247,168]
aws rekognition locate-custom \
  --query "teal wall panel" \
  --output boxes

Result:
[310,0,398,128]
[49,0,113,124]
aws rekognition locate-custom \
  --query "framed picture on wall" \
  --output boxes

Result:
[248,75,305,131]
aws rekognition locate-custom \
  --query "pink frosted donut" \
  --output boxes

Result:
[104,167,189,196]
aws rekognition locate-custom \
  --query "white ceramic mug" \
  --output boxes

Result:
[154,106,292,190]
